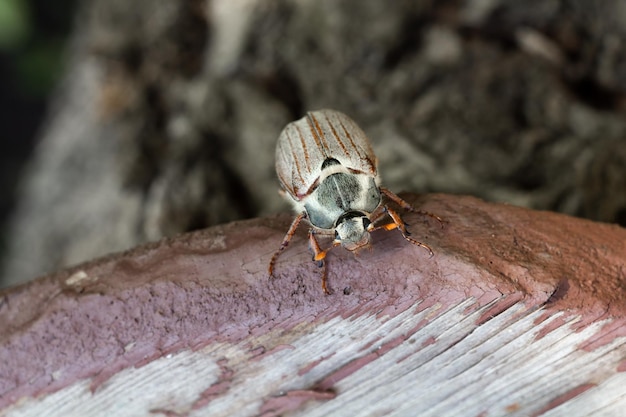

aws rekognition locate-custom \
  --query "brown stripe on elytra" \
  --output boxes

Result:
[307,113,330,157]
[300,177,320,199]
[277,170,292,196]
[339,119,375,171]
[289,127,305,187]
[294,125,311,174]
[325,114,352,158]
[276,145,294,195]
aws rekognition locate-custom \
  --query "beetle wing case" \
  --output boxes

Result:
[275,109,378,201]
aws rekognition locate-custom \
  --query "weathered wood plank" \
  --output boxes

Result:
[1,194,625,416]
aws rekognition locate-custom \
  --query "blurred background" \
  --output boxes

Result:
[1,0,625,288]
[0,0,78,284]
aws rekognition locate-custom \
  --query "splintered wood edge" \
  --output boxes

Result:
[1,193,626,416]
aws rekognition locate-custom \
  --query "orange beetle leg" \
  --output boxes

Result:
[309,231,328,262]
[321,263,331,295]
[309,231,339,295]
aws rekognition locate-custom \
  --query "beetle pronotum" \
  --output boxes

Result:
[268,109,442,294]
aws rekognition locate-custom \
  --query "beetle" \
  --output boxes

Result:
[268,109,442,294]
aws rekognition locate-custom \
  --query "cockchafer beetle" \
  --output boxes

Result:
[268,109,442,294]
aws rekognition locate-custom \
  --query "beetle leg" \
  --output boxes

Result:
[309,230,326,262]
[369,206,434,258]
[268,212,306,279]
[320,260,331,295]
[308,230,339,262]
[368,206,400,233]
[368,202,388,225]
[367,204,397,231]
[380,187,444,228]
[309,230,338,295]
[388,208,434,257]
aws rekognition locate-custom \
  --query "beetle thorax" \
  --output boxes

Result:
[302,165,381,239]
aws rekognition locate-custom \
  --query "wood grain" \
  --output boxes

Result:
[1,194,625,416]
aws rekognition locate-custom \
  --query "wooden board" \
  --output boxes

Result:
[1,194,626,416]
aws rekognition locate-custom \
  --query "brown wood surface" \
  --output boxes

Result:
[1,194,626,416]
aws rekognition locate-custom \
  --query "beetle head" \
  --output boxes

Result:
[334,211,372,251]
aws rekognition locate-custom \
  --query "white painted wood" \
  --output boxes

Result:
[3,297,626,417]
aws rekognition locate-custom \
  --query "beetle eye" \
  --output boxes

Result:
[362,218,371,228]
[334,230,339,239]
